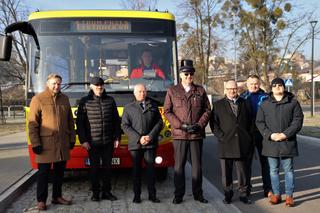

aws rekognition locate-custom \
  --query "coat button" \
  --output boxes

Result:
[235,133,238,137]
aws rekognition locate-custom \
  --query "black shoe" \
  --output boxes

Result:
[194,196,208,203]
[223,191,233,204]
[91,194,100,202]
[223,197,232,204]
[101,192,117,201]
[240,196,252,204]
[172,197,183,204]
[149,196,160,203]
[133,196,141,203]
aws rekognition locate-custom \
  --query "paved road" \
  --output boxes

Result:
[4,166,241,213]
[0,132,31,195]
[202,134,320,213]
[1,132,240,213]
[3,132,320,212]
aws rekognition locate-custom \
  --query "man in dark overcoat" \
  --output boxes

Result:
[210,80,253,205]
[122,84,163,203]
[256,77,303,207]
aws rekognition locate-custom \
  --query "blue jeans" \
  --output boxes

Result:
[268,157,294,196]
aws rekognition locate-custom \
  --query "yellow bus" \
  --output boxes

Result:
[0,10,178,179]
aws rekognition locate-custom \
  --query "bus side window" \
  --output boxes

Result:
[34,50,40,74]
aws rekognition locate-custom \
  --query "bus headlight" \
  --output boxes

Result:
[155,156,163,164]
[164,130,171,137]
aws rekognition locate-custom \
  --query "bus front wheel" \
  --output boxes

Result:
[156,167,168,181]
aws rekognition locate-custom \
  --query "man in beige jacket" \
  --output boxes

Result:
[28,73,75,210]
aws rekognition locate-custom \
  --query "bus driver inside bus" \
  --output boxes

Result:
[130,49,165,80]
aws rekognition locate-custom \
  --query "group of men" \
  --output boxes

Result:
[28,59,303,211]
[211,75,303,207]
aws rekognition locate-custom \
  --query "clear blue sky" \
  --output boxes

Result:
[26,0,176,12]
[26,0,320,60]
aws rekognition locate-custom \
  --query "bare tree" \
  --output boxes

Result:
[221,0,317,90]
[177,0,223,85]
[0,0,29,84]
[120,0,158,10]
[277,12,319,73]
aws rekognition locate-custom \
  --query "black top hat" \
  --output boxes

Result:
[90,77,104,85]
[179,59,195,73]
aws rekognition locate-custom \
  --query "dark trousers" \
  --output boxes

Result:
[173,139,203,198]
[130,148,156,197]
[220,158,247,197]
[245,131,271,192]
[37,161,66,202]
[88,143,114,195]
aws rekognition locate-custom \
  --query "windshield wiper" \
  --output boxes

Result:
[61,81,120,90]
[61,82,89,90]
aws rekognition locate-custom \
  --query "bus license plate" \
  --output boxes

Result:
[84,158,120,166]
[111,158,120,165]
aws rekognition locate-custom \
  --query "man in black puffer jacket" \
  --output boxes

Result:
[256,77,303,207]
[76,77,121,202]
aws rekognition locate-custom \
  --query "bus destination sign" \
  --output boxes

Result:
[75,20,131,32]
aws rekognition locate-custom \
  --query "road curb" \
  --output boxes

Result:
[186,163,242,213]
[298,134,320,143]
[0,170,37,212]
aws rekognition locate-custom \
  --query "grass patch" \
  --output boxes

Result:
[298,115,320,138]
[0,122,26,136]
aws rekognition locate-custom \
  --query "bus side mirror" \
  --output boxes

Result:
[0,35,12,61]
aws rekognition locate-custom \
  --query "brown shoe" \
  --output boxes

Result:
[285,196,294,207]
[269,194,281,205]
[37,201,47,210]
[52,197,72,205]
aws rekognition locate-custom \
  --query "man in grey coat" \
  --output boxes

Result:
[122,84,163,203]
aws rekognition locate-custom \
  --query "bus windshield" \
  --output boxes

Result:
[28,19,177,94]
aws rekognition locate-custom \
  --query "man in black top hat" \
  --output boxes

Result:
[164,59,211,204]
[76,77,121,202]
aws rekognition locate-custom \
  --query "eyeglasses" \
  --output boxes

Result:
[272,84,283,88]
[184,73,194,76]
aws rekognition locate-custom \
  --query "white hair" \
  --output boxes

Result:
[89,84,104,90]
[133,84,146,94]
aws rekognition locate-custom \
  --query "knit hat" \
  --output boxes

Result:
[270,77,285,88]
[90,77,104,85]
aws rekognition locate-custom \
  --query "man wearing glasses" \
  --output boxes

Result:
[256,77,303,207]
[210,80,253,205]
[164,59,211,204]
